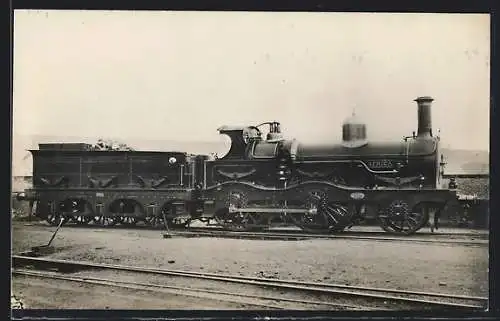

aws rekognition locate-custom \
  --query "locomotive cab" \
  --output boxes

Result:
[206,121,295,189]
[216,125,262,159]
[217,121,290,160]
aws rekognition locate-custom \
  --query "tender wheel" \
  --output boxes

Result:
[93,215,119,227]
[46,213,70,226]
[161,202,190,229]
[70,201,95,225]
[378,200,426,235]
[120,216,138,226]
[72,215,92,225]
[167,217,191,229]
[144,215,164,228]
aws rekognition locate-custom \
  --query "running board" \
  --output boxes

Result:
[228,207,317,215]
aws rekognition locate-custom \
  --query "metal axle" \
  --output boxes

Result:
[228,207,317,215]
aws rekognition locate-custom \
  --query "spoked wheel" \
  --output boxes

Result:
[378,200,426,235]
[144,215,164,228]
[325,204,354,233]
[108,199,144,227]
[72,215,93,225]
[296,191,352,233]
[214,207,244,231]
[49,199,88,226]
[161,202,190,229]
[214,208,231,227]
[226,213,263,232]
[216,190,260,232]
[240,212,266,232]
[68,201,95,225]
[46,213,70,226]
[120,216,138,226]
[167,217,191,229]
[93,216,119,227]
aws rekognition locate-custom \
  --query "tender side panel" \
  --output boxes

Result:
[82,153,130,187]
[129,153,187,188]
[31,150,190,189]
[32,152,82,188]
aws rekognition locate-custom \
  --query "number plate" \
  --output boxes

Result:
[367,159,394,169]
[96,192,104,197]
[350,192,365,200]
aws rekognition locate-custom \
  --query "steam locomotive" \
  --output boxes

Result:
[16,96,458,235]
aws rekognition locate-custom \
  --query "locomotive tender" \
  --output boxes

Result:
[17,96,458,235]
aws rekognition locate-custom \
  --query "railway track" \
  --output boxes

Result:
[19,217,489,239]
[13,269,368,310]
[185,226,489,238]
[12,255,488,310]
[18,222,488,246]
[168,229,488,246]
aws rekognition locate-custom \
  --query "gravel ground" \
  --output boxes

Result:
[13,274,272,309]
[11,222,489,309]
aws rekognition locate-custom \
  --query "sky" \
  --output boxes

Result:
[13,11,490,156]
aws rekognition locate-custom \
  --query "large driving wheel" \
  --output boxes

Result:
[325,204,354,233]
[296,191,353,233]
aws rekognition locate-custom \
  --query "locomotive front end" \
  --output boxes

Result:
[285,96,458,235]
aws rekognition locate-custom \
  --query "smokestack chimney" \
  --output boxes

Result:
[414,96,434,137]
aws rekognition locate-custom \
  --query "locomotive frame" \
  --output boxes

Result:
[16,96,459,235]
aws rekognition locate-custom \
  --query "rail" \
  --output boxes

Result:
[12,255,487,310]
[14,222,489,246]
[13,269,368,310]
[442,174,489,179]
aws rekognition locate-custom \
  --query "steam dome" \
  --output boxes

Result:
[342,112,368,148]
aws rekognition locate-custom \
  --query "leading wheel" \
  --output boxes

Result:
[378,200,426,235]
